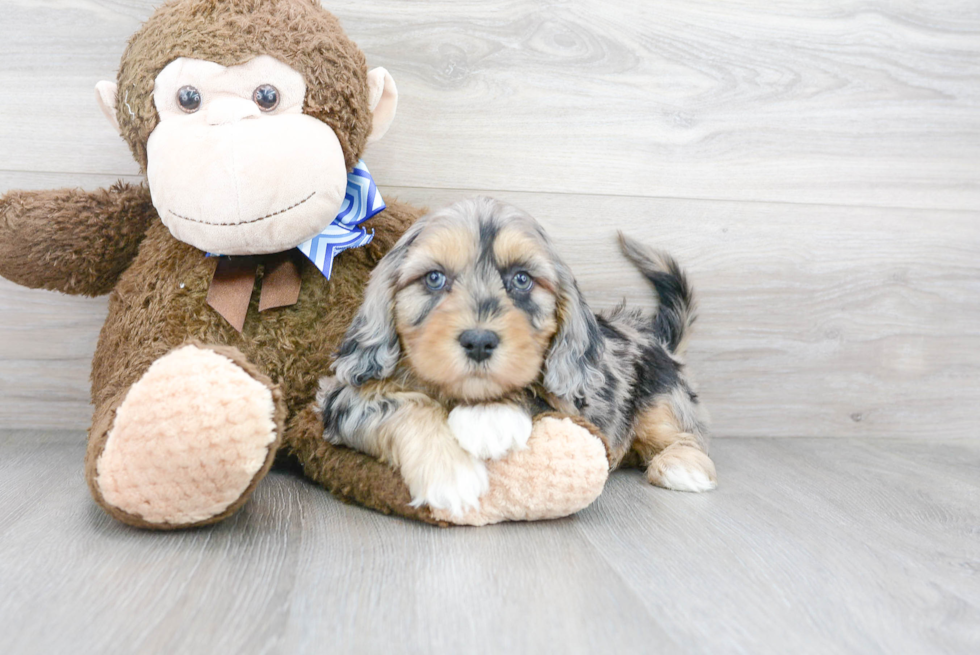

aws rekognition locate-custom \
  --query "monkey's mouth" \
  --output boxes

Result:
[167,191,317,227]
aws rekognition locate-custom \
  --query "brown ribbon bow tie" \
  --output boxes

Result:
[206,250,304,332]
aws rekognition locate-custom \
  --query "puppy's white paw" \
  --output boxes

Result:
[409,457,489,518]
[647,446,717,493]
[449,404,533,460]
[657,464,717,492]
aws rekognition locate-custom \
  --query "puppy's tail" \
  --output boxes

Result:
[617,233,697,356]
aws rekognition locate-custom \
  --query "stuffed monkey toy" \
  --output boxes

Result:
[0,0,609,529]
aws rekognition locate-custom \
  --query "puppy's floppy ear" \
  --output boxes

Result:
[543,261,605,405]
[333,230,418,386]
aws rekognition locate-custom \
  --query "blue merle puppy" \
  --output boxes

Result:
[318,197,715,517]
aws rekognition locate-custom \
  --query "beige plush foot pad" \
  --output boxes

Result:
[95,345,279,526]
[432,417,609,526]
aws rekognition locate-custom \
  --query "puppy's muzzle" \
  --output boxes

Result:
[459,329,499,363]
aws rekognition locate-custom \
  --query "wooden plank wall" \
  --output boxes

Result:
[1,0,978,437]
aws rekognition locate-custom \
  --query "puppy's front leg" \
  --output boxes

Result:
[320,381,489,516]
[388,401,489,517]
[448,403,533,460]
[320,379,488,516]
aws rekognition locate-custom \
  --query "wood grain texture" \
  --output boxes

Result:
[0,0,978,209]
[3,175,978,437]
[1,0,979,437]
[1,432,977,654]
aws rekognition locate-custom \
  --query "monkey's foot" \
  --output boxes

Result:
[91,344,282,528]
[431,416,609,526]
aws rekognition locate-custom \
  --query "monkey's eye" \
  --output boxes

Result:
[423,271,447,291]
[177,86,202,113]
[510,271,534,292]
[253,84,280,111]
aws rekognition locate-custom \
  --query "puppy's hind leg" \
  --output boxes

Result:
[631,393,717,493]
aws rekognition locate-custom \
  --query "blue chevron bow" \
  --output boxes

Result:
[206,160,385,279]
[297,160,385,279]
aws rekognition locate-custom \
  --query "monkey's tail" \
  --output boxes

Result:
[617,233,697,356]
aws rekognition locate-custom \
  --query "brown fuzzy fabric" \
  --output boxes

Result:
[117,0,372,172]
[0,182,154,295]
[90,199,418,412]
[83,198,425,525]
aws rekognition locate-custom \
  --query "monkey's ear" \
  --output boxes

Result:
[366,67,398,145]
[95,81,121,134]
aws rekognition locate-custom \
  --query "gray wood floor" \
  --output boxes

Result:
[1,2,979,653]
[1,431,977,655]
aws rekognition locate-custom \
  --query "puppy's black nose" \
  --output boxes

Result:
[459,329,500,363]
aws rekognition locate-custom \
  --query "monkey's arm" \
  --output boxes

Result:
[0,182,155,296]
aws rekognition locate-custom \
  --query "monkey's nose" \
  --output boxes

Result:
[206,97,261,125]
[459,330,500,363]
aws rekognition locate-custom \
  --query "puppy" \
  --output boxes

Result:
[318,197,715,517]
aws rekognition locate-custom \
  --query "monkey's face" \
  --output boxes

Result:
[145,56,350,255]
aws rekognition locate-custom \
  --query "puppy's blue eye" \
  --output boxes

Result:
[423,271,447,291]
[511,271,533,292]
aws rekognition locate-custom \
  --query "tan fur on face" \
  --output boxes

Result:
[398,223,477,286]
[494,306,556,390]
[493,228,558,287]
[396,280,557,402]
[396,287,472,391]
[393,221,559,402]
